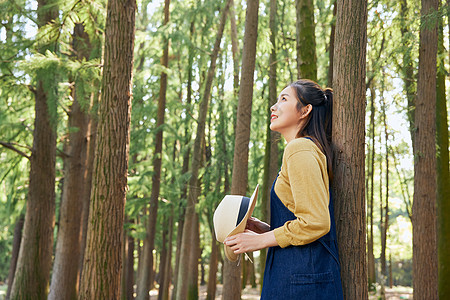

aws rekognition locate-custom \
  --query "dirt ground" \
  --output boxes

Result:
[150,284,413,299]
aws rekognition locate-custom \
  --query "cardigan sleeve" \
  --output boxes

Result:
[273,144,330,248]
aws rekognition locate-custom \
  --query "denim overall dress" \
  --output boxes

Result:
[261,173,344,299]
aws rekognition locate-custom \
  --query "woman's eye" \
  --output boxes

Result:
[281,97,286,101]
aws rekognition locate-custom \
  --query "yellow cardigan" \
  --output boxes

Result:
[273,137,331,248]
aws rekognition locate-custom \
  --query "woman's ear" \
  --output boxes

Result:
[300,104,313,119]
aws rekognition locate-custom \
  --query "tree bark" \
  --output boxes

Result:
[260,0,278,287]
[367,86,376,290]
[136,0,170,298]
[6,215,24,300]
[175,1,231,298]
[412,0,439,298]
[10,1,58,298]
[331,0,368,298]
[295,0,317,80]
[399,0,416,148]
[223,0,259,299]
[78,0,136,297]
[48,23,92,300]
[437,9,450,298]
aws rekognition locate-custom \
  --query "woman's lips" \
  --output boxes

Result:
[270,114,277,122]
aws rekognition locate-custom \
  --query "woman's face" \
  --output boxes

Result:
[269,86,303,137]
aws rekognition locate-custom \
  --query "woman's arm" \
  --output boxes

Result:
[246,217,270,234]
[224,230,278,254]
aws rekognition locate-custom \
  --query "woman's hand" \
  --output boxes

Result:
[224,230,277,254]
[246,217,270,234]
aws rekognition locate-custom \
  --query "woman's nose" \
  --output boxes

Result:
[270,104,276,112]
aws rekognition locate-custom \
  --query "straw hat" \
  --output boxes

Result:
[213,184,259,261]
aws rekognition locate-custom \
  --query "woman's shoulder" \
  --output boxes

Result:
[284,138,324,160]
[285,137,315,153]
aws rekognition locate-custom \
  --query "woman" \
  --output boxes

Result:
[224,79,343,299]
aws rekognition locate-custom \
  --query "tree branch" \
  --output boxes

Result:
[0,141,31,159]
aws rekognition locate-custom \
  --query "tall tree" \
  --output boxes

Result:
[295,0,317,80]
[412,0,439,298]
[260,0,278,285]
[5,216,24,300]
[222,0,259,298]
[367,86,376,290]
[331,0,368,298]
[9,0,58,298]
[48,23,93,300]
[437,5,450,298]
[174,1,231,298]
[78,0,136,297]
[327,1,336,87]
[136,0,170,298]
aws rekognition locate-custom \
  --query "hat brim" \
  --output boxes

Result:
[224,184,259,262]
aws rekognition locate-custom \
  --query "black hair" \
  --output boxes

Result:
[288,79,333,180]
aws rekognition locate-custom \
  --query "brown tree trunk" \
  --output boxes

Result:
[10,1,58,299]
[437,8,450,298]
[160,212,173,300]
[136,1,170,298]
[48,23,92,300]
[223,0,259,299]
[229,0,240,98]
[175,1,231,299]
[77,0,136,297]
[331,0,368,298]
[78,90,98,283]
[367,87,376,290]
[295,0,317,80]
[399,0,416,148]
[412,0,439,298]
[260,0,279,285]
[171,19,194,300]
[206,236,219,300]
[6,215,24,300]
[381,94,389,284]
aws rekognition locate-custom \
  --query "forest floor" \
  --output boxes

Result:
[148,284,413,299]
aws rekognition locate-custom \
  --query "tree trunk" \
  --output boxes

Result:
[175,1,231,298]
[437,9,450,298]
[259,0,278,286]
[382,94,389,283]
[160,212,173,300]
[6,215,24,300]
[136,0,170,298]
[412,0,439,298]
[367,86,376,290]
[78,0,136,297]
[10,1,58,298]
[48,23,92,300]
[206,236,219,300]
[171,19,194,300]
[78,89,98,284]
[223,0,259,299]
[229,0,240,98]
[399,0,416,148]
[295,0,317,80]
[331,0,368,298]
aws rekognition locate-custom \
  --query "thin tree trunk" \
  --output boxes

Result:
[6,215,24,300]
[161,212,173,300]
[10,1,58,298]
[260,0,278,286]
[229,0,240,98]
[175,1,231,298]
[331,0,368,298]
[223,0,259,299]
[78,0,136,296]
[382,93,389,283]
[437,9,450,298]
[367,86,376,290]
[49,23,92,300]
[399,0,416,148]
[206,234,219,300]
[295,0,317,80]
[171,18,194,300]
[136,1,170,298]
[412,0,439,298]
